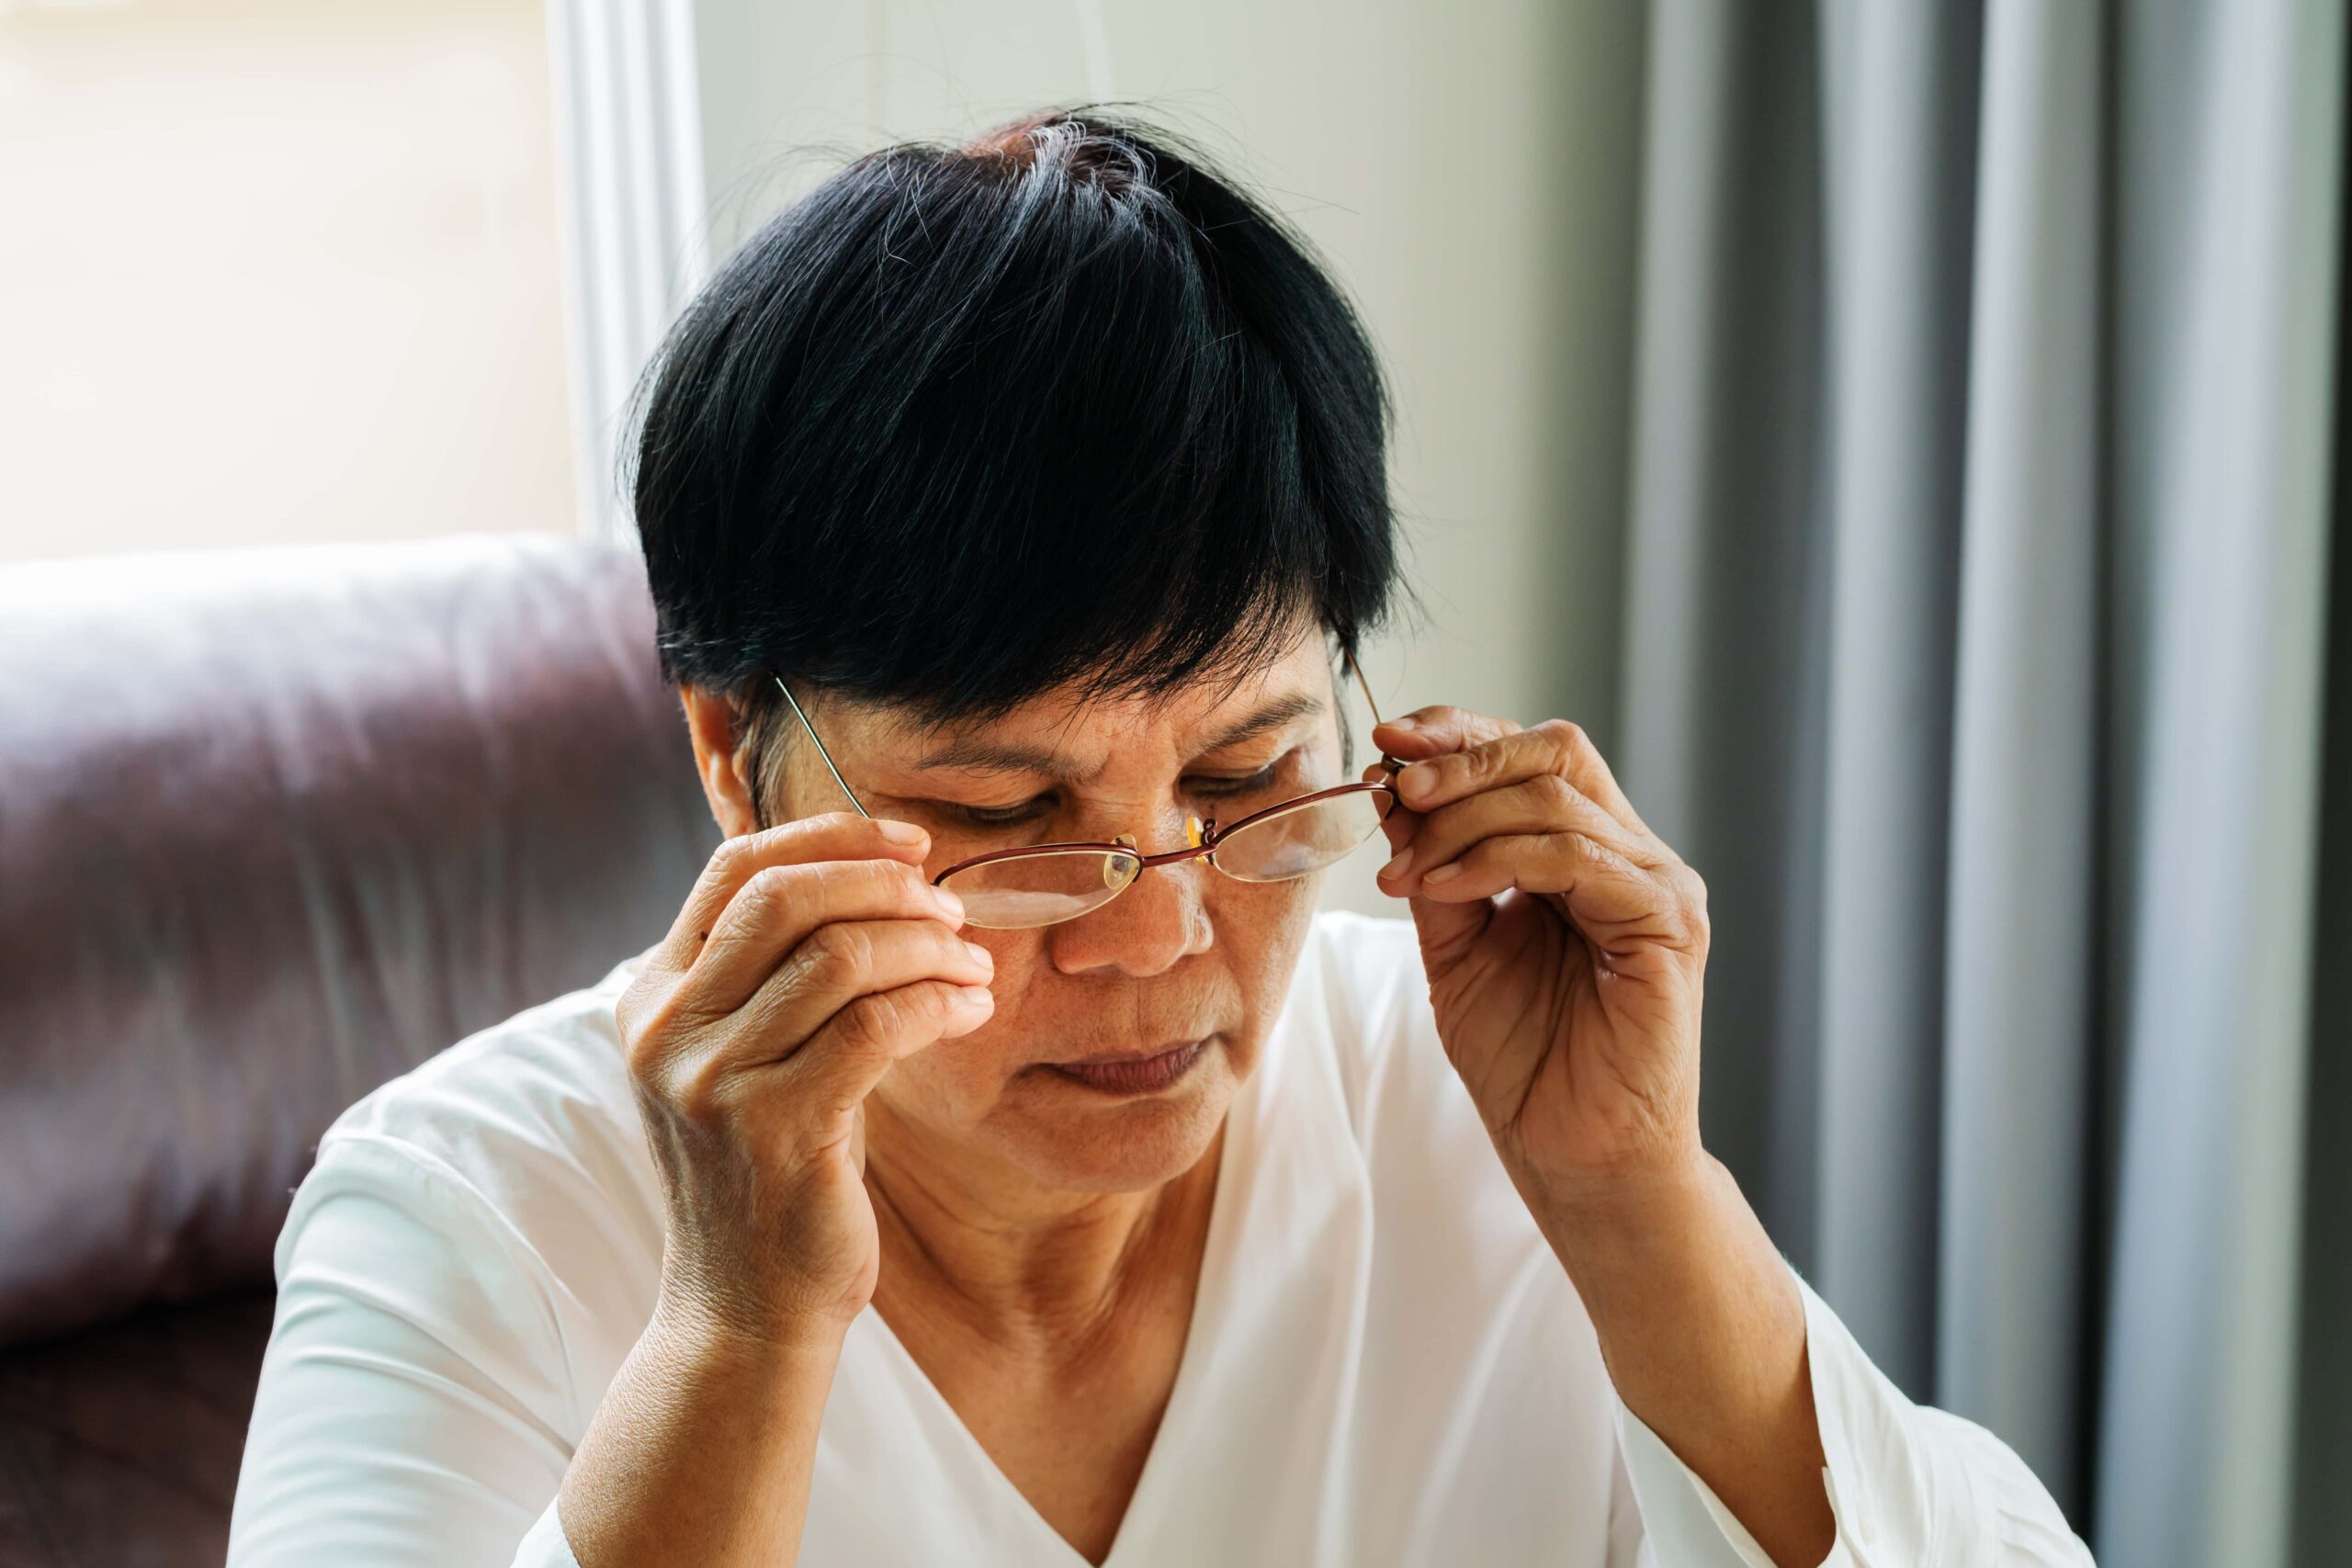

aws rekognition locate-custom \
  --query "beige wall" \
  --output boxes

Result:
[0,0,577,565]
[688,0,1644,914]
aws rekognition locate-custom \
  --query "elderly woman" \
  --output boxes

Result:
[228,112,2089,1568]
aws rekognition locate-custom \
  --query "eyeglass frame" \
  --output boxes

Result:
[769,647,1407,923]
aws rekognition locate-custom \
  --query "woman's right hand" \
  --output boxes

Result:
[615,811,995,1348]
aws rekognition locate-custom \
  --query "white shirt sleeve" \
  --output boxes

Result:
[1609,1267,2094,1567]
[514,1498,586,1567]
[225,1134,585,1568]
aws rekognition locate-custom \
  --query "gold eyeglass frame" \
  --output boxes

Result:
[772,647,1407,930]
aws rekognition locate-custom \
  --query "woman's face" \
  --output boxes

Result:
[748,618,1343,1198]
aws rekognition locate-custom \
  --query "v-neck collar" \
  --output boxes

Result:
[852,1066,1262,1568]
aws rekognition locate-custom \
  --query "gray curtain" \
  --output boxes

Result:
[1601,3,2347,1564]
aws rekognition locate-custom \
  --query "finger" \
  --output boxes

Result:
[1390,718,1659,847]
[1371,705,1524,764]
[779,975,996,1122]
[1537,718,1654,840]
[1410,829,1702,964]
[653,811,938,974]
[1365,706,1523,854]
[1377,772,1656,899]
[684,857,967,1020]
[729,916,994,1066]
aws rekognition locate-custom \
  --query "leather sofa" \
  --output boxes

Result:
[0,534,718,1566]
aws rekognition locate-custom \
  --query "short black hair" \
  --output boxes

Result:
[627,107,1415,814]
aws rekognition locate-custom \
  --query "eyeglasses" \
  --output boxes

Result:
[773,648,1407,930]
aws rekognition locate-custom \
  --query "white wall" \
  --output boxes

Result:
[685,0,1644,915]
[0,0,578,564]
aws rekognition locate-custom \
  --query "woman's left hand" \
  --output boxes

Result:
[1364,708,1712,1204]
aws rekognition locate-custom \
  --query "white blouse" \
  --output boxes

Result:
[226,908,2092,1567]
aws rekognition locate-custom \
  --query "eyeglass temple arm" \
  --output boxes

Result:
[1342,646,1404,773]
[775,675,873,818]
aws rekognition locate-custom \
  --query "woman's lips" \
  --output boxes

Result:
[1046,1038,1208,1095]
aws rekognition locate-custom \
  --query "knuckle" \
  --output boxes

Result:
[833,988,905,1057]
[710,832,764,884]
[1537,716,1592,757]
[1670,865,1711,937]
[915,979,975,1039]
[663,1055,731,1122]
[724,865,800,934]
[615,976,650,1042]
[618,977,687,1070]
[1479,724,1531,766]
[1531,771,1578,811]
[802,920,876,990]
[933,921,982,965]
[874,856,933,901]
[740,861,800,912]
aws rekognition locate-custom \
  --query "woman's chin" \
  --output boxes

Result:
[997,1044,1241,1191]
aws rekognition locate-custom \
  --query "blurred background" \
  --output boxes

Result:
[1,3,2346,1565]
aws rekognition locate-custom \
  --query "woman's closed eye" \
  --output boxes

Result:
[944,763,1289,829]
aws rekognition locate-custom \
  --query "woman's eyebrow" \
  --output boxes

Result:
[1197,690,1325,754]
[910,691,1327,782]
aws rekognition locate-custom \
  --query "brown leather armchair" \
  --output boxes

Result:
[0,534,718,1567]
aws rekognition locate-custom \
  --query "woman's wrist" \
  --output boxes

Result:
[651,1274,857,1368]
[1526,1145,1795,1356]
[1523,1139,1718,1261]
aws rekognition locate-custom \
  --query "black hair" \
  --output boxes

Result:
[625,106,1417,818]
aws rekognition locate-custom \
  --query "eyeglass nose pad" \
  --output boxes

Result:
[1184,814,1205,849]
[1106,833,1142,893]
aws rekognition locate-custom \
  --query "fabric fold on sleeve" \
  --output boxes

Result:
[512,1495,584,1568]
[226,1136,584,1566]
[1609,1264,2095,1567]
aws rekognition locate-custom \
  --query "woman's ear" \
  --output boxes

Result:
[678,683,763,839]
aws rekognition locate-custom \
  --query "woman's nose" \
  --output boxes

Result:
[1046,848,1214,978]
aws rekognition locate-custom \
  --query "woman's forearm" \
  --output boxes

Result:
[1535,1154,1835,1568]
[557,1298,843,1567]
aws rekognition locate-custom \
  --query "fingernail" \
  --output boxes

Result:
[1398,767,1433,803]
[1380,845,1414,880]
[963,941,992,969]
[955,984,993,1010]
[1385,715,1419,731]
[1421,863,1464,885]
[879,819,928,844]
[933,887,967,923]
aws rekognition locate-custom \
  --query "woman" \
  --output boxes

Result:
[228,111,2090,1566]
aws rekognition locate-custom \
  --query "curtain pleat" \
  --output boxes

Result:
[1612,2,2346,1560]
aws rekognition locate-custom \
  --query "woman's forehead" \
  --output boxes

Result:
[854,654,1339,783]
[922,688,1329,779]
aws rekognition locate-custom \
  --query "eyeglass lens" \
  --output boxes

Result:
[939,789,1390,931]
